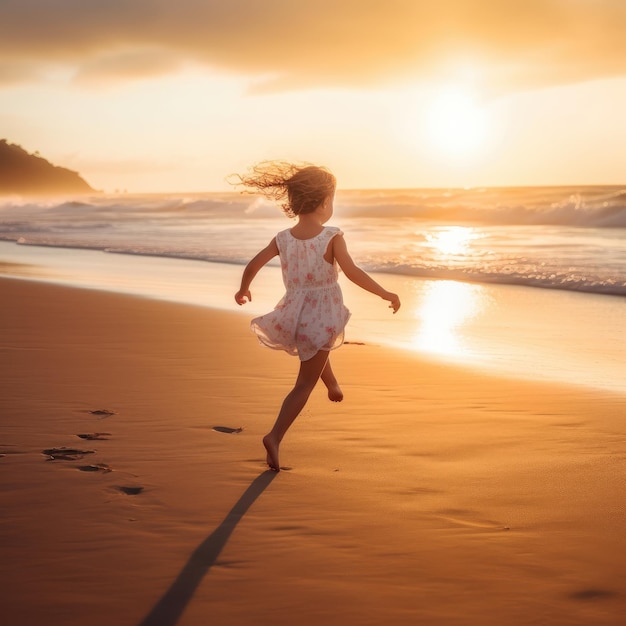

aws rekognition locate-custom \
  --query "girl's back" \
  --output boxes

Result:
[277,226,342,291]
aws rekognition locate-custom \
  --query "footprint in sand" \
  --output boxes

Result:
[116,486,144,495]
[569,589,617,601]
[78,463,112,473]
[88,409,116,418]
[212,426,244,434]
[42,447,95,461]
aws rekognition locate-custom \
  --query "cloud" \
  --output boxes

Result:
[0,61,45,86]
[1,0,625,93]
[72,49,185,87]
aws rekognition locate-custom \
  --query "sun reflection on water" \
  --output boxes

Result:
[412,280,482,357]
[424,226,481,257]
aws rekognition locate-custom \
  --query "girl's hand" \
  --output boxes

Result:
[235,289,251,305]
[385,292,401,314]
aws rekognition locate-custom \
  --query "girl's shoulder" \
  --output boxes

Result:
[323,225,343,238]
[275,227,292,242]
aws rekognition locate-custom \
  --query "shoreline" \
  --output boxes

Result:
[1,239,625,394]
[1,277,625,625]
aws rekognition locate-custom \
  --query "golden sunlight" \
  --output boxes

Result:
[425,86,487,158]
[425,226,481,256]
[412,280,480,357]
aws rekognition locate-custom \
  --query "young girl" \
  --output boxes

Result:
[234,162,400,471]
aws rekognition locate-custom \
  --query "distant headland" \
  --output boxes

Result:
[0,139,96,195]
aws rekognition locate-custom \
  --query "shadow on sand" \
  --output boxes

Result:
[138,470,277,626]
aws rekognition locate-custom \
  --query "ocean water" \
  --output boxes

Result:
[1,186,625,393]
[0,185,625,297]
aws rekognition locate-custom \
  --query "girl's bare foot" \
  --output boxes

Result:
[321,359,343,402]
[326,382,344,402]
[263,434,281,471]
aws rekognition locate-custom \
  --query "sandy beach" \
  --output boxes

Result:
[1,276,625,625]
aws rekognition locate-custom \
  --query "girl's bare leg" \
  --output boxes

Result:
[321,357,343,402]
[263,350,329,471]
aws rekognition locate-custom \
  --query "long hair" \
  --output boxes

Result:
[231,161,336,218]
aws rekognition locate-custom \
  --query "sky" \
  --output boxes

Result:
[1,0,626,192]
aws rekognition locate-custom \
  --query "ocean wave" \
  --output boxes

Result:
[3,186,626,228]
[5,236,624,298]
[368,263,626,297]
[337,189,626,228]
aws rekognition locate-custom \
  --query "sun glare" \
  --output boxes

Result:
[425,87,487,158]
[412,281,480,357]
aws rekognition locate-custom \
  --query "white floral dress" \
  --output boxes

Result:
[251,226,351,361]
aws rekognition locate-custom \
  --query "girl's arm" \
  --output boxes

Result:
[332,234,401,313]
[235,238,279,305]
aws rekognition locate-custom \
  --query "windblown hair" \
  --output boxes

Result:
[231,161,336,218]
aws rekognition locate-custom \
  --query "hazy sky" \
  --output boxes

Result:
[1,0,625,192]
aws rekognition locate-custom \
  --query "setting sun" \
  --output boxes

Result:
[425,86,488,159]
